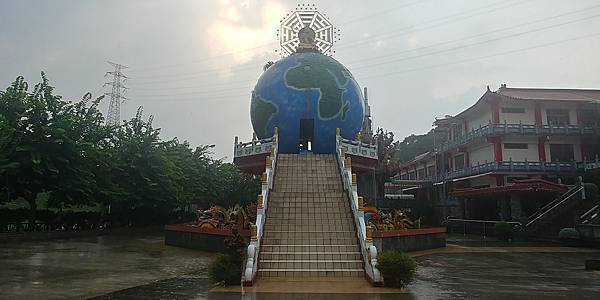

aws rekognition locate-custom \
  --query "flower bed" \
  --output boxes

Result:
[164,224,249,252]
[372,227,446,252]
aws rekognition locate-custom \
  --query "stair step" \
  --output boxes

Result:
[264,230,355,236]
[268,203,349,209]
[261,252,362,260]
[266,213,353,219]
[258,261,364,270]
[258,269,364,278]
[261,244,360,252]
[265,225,354,231]
[269,207,351,213]
[271,191,345,196]
[262,238,358,245]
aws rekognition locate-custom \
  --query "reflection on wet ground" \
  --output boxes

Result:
[0,234,214,299]
[1,234,599,299]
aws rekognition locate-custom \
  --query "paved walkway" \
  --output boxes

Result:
[0,235,214,299]
[1,234,599,299]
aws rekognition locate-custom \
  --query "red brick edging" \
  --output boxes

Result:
[372,227,446,238]
[164,224,250,237]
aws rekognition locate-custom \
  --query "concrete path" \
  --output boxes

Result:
[1,234,599,299]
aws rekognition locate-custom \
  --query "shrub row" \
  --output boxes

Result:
[0,208,196,232]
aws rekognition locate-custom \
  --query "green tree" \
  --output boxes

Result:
[0,74,108,223]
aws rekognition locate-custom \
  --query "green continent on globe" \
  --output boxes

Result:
[250,92,278,138]
[285,55,350,120]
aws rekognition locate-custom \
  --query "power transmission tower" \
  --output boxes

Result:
[104,61,128,126]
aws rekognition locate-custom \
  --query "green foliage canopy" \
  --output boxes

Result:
[0,74,259,225]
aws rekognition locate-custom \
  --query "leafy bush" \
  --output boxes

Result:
[376,250,417,288]
[208,254,242,286]
[494,221,513,242]
[558,228,580,239]
[584,183,599,202]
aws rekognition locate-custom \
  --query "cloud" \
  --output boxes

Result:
[207,0,286,70]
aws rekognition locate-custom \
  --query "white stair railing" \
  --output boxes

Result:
[242,128,278,285]
[335,129,382,285]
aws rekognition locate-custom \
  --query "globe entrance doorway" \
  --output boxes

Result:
[299,118,314,153]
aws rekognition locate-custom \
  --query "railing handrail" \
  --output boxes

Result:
[444,218,522,227]
[527,185,579,221]
[580,204,600,224]
[440,123,600,151]
[242,129,278,285]
[526,186,583,228]
[335,131,382,285]
[401,160,583,183]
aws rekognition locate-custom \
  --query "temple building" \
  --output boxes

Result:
[397,84,600,227]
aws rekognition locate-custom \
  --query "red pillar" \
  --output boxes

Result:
[495,175,504,186]
[535,102,546,162]
[576,103,583,126]
[489,137,503,161]
[459,146,469,168]
[492,102,500,124]
[534,102,542,125]
[538,137,547,162]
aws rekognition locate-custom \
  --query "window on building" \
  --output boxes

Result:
[546,109,570,126]
[427,165,435,177]
[580,110,600,127]
[501,107,525,114]
[417,168,425,180]
[454,154,465,171]
[549,144,575,162]
[408,172,416,180]
[452,123,463,140]
[504,143,528,149]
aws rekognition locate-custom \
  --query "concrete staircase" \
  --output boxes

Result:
[525,185,585,234]
[258,154,364,279]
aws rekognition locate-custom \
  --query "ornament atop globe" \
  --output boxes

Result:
[250,10,364,154]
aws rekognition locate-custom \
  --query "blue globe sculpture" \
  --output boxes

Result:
[250,52,364,154]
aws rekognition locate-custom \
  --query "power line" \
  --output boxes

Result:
[129,79,255,91]
[344,3,600,67]
[125,32,599,103]
[129,43,273,72]
[348,12,600,71]
[359,31,600,80]
[104,61,128,126]
[336,0,431,26]
[138,6,600,93]
[128,85,252,98]
[127,93,250,102]
[126,24,600,99]
[336,0,535,50]
[125,0,509,74]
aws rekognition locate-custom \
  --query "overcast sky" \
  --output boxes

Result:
[2,0,600,160]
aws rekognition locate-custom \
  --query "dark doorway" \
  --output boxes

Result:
[299,118,314,152]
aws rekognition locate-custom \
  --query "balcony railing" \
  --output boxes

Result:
[340,138,378,160]
[234,137,274,158]
[402,160,583,183]
[584,157,600,171]
[233,136,378,160]
[440,122,600,152]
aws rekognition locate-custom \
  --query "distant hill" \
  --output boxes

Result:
[395,129,446,163]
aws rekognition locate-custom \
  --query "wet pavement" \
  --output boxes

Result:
[0,234,214,299]
[1,234,600,299]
